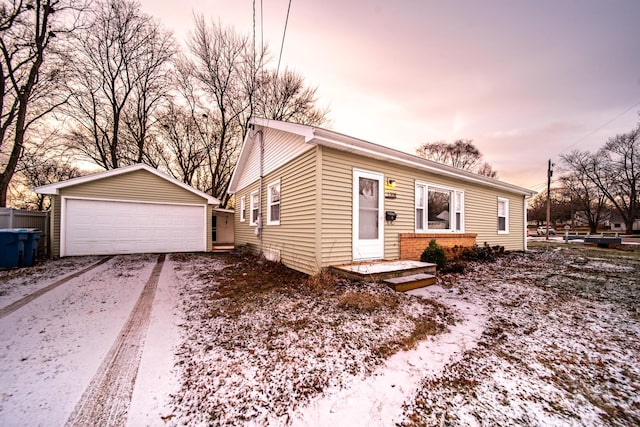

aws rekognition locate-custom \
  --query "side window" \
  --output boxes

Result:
[239,196,246,222]
[498,197,509,234]
[267,179,281,225]
[250,190,260,226]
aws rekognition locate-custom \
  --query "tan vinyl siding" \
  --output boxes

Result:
[235,180,260,248]
[465,190,525,250]
[235,148,318,274]
[235,142,527,272]
[59,169,206,204]
[320,148,418,266]
[51,195,61,258]
[319,147,528,266]
[319,149,352,265]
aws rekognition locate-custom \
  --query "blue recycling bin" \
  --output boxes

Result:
[22,229,42,267]
[0,229,28,269]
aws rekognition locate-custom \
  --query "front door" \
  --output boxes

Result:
[353,169,384,260]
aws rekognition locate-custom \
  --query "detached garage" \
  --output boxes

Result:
[36,164,220,257]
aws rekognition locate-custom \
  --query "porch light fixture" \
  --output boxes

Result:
[385,178,396,189]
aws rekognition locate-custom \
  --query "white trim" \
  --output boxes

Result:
[312,131,535,196]
[214,208,234,214]
[249,190,260,226]
[35,163,219,205]
[239,196,246,222]
[498,197,509,234]
[415,180,465,233]
[266,179,281,226]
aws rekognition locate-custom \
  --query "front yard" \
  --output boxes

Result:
[1,242,638,426]
[168,242,640,425]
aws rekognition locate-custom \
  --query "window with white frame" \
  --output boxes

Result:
[498,197,509,234]
[267,179,281,225]
[239,196,246,222]
[415,182,464,232]
[250,190,260,226]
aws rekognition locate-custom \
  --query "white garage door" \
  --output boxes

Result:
[64,199,206,256]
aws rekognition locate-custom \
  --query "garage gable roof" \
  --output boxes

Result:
[35,164,220,205]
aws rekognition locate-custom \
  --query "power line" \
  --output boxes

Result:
[527,98,640,193]
[557,98,640,155]
[275,0,292,80]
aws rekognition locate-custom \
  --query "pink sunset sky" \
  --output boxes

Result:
[140,0,640,191]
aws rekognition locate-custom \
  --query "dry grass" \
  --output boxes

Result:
[337,291,400,313]
[169,252,454,425]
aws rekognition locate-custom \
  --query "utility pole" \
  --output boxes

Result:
[546,159,554,240]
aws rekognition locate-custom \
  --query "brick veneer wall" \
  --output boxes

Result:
[399,233,478,260]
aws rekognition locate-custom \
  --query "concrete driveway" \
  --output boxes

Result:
[0,254,183,426]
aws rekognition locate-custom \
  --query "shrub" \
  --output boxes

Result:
[440,260,467,274]
[420,239,447,269]
[459,242,505,262]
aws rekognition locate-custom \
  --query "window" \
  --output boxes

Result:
[415,182,464,232]
[416,184,425,231]
[267,179,281,225]
[250,190,260,226]
[239,196,246,222]
[498,197,509,234]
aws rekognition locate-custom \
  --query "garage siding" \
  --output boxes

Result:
[60,169,205,204]
[51,195,61,258]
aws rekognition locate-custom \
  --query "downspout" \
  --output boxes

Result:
[258,129,264,255]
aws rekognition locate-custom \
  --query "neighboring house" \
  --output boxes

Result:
[36,164,220,257]
[606,216,640,233]
[228,118,536,275]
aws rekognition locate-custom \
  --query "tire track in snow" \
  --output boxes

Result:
[65,253,166,427]
[0,256,114,320]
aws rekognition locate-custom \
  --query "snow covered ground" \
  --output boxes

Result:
[0,243,638,426]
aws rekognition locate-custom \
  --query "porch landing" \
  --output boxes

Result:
[331,260,437,292]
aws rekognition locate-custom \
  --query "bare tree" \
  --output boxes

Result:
[416,139,498,178]
[154,103,209,187]
[562,123,639,232]
[258,68,328,126]
[64,0,175,170]
[0,0,83,206]
[560,150,608,233]
[15,150,81,210]
[182,17,328,206]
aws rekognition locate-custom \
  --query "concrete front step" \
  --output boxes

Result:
[383,273,436,292]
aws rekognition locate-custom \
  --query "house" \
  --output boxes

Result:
[228,118,536,275]
[36,164,220,257]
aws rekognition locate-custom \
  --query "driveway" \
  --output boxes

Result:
[0,254,183,426]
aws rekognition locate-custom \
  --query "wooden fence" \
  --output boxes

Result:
[0,208,49,255]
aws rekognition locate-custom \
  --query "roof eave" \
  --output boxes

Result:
[311,130,535,196]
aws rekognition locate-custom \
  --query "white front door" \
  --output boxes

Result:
[353,169,384,260]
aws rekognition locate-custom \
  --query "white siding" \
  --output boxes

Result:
[236,128,314,190]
